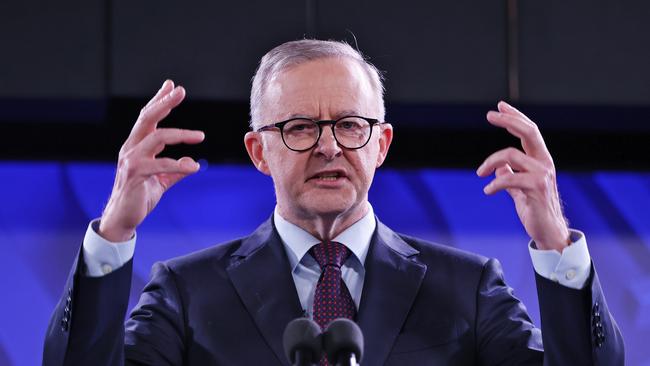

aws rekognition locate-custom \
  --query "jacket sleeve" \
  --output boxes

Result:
[536,262,625,365]
[42,249,187,366]
[475,259,624,366]
[42,248,133,366]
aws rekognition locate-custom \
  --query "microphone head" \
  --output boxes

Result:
[283,318,322,364]
[323,318,364,364]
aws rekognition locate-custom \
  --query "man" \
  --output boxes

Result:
[43,39,624,365]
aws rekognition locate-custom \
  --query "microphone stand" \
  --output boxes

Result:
[335,352,358,366]
[292,350,317,366]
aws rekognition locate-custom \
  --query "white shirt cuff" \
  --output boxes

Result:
[82,218,136,277]
[528,229,591,289]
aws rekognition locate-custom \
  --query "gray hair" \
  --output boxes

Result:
[249,39,385,129]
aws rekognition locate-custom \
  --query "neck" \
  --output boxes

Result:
[278,202,369,240]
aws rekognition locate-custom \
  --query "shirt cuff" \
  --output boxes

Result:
[82,218,136,277]
[528,229,591,289]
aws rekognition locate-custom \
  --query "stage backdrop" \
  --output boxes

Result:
[0,161,648,365]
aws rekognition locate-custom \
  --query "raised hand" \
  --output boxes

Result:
[99,80,205,242]
[476,101,570,252]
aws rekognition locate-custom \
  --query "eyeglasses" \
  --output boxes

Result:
[255,116,385,152]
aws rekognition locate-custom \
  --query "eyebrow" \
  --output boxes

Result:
[283,109,362,120]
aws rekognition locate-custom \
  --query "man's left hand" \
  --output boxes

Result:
[476,101,570,252]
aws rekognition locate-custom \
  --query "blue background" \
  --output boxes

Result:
[0,161,648,365]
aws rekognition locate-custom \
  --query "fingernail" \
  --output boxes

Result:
[487,111,499,118]
[483,184,491,194]
[181,159,199,170]
[170,87,178,97]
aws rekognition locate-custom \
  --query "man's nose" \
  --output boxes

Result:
[314,125,342,159]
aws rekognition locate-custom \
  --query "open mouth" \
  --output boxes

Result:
[310,171,346,181]
[316,173,340,181]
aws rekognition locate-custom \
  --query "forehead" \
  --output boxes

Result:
[263,57,378,120]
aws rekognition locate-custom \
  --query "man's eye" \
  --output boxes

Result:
[287,122,316,132]
[337,120,361,130]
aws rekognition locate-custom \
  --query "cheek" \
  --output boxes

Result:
[266,150,305,187]
[348,152,378,184]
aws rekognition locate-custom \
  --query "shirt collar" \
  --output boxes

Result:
[274,204,376,271]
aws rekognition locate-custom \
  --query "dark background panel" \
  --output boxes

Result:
[0,0,649,166]
[0,0,106,99]
[317,0,508,103]
[519,0,650,104]
[110,0,308,100]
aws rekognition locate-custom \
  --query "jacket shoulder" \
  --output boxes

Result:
[160,237,246,276]
[396,232,490,271]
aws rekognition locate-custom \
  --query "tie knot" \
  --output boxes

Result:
[309,241,351,269]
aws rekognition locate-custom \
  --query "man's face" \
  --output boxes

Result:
[245,57,392,223]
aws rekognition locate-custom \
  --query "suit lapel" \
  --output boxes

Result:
[226,218,303,366]
[357,220,428,366]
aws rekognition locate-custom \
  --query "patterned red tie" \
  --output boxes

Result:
[310,241,357,330]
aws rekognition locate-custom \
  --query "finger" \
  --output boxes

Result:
[158,171,192,191]
[494,164,512,177]
[494,163,525,198]
[125,86,187,150]
[483,171,536,195]
[136,156,201,176]
[144,79,175,110]
[134,128,205,157]
[137,85,186,136]
[485,108,551,162]
[477,147,545,177]
[497,101,528,119]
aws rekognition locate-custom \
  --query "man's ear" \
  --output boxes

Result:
[244,132,271,175]
[376,123,393,168]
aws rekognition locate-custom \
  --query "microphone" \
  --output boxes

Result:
[323,318,364,366]
[283,318,322,366]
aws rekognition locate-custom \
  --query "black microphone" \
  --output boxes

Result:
[323,318,364,366]
[283,318,322,366]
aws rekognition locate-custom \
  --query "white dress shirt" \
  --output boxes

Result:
[273,205,374,314]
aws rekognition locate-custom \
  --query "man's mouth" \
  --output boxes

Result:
[309,171,346,181]
[316,173,340,181]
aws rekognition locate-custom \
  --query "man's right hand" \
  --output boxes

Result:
[99,80,205,242]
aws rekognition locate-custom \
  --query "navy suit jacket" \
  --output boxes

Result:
[43,218,624,365]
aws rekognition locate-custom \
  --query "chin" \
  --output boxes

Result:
[299,194,357,217]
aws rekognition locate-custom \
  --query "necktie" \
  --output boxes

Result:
[309,241,357,331]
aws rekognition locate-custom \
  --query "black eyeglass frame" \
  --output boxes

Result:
[255,115,385,152]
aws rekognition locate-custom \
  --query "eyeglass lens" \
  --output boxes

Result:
[283,117,372,150]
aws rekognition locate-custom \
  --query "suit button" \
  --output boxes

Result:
[565,269,576,280]
[101,264,113,275]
